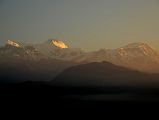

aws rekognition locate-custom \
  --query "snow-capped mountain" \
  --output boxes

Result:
[7,40,22,48]
[33,39,84,61]
[118,43,159,57]
[0,40,44,60]
[1,39,159,73]
[0,39,84,61]
[51,39,69,49]
[74,43,159,73]
[0,40,79,82]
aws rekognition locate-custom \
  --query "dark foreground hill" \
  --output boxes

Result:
[53,61,159,87]
[2,62,159,105]
[0,58,78,83]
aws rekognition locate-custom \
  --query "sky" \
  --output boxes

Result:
[0,0,159,51]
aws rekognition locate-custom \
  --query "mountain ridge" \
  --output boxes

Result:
[53,61,159,87]
[1,40,159,73]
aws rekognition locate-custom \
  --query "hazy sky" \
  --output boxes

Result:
[0,0,159,51]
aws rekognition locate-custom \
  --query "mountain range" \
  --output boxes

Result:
[2,40,159,72]
[1,39,159,82]
[74,42,159,73]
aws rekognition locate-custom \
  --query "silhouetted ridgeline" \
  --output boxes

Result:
[1,61,159,103]
[53,61,159,87]
[0,58,77,83]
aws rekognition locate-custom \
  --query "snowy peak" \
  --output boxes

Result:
[32,39,84,61]
[7,40,22,48]
[52,40,69,49]
[46,39,69,49]
[0,40,44,60]
[117,42,157,57]
[122,42,150,48]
